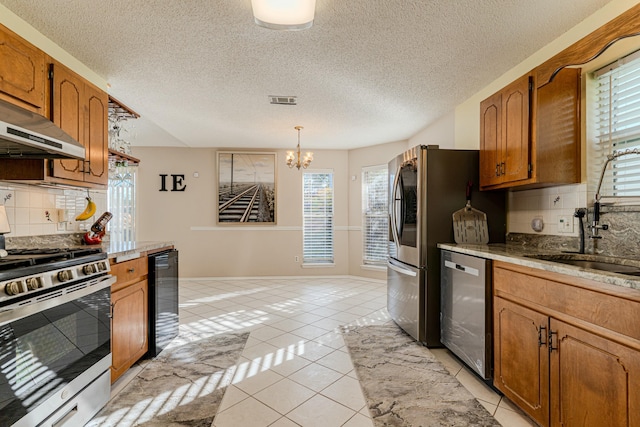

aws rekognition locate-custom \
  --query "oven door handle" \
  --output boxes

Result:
[0,275,116,327]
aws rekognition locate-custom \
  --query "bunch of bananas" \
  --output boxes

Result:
[75,197,97,221]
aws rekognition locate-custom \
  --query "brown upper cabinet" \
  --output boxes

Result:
[0,24,46,115]
[479,68,580,191]
[0,25,109,188]
[480,2,640,191]
[480,74,532,188]
[49,61,109,185]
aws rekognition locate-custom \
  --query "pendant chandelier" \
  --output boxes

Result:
[286,126,313,170]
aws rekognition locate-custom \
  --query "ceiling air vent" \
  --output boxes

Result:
[269,95,297,105]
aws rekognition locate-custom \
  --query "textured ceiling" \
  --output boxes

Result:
[0,0,614,150]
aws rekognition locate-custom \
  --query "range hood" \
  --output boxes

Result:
[0,98,85,159]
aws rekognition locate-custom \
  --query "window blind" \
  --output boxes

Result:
[108,165,136,243]
[362,165,389,265]
[303,171,334,263]
[592,50,640,198]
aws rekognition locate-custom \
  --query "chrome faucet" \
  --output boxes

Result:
[591,148,640,238]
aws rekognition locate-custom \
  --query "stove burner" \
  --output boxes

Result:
[0,247,109,304]
[0,247,102,272]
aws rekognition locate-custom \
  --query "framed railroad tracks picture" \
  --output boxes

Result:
[217,151,277,224]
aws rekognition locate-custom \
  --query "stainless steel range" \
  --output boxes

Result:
[0,247,115,427]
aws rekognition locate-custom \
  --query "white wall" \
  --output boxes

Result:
[347,141,409,280]
[408,110,456,149]
[134,146,356,277]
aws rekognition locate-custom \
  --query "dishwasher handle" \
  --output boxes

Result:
[444,260,479,277]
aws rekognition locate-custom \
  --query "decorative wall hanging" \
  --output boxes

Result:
[217,152,276,224]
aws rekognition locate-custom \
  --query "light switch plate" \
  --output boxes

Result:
[558,215,573,233]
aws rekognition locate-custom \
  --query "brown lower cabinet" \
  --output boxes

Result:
[493,261,640,427]
[110,256,149,383]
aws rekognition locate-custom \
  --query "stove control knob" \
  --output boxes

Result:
[97,262,107,271]
[25,277,42,290]
[5,281,22,295]
[83,264,97,275]
[57,270,72,282]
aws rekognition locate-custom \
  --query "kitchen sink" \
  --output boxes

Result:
[524,254,640,276]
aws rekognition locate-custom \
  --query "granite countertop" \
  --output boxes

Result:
[438,243,640,290]
[105,240,175,260]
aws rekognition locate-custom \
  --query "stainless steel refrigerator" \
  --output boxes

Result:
[387,146,505,346]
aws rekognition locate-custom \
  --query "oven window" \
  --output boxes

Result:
[0,287,111,425]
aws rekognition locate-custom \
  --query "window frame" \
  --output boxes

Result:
[589,48,640,203]
[361,164,389,267]
[107,163,137,243]
[302,169,334,265]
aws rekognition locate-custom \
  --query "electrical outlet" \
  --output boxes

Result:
[558,215,574,233]
[295,256,299,262]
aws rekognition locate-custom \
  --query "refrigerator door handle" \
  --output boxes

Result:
[387,260,417,277]
[444,260,479,277]
[389,167,401,249]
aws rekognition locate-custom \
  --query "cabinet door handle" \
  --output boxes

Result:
[548,329,558,353]
[538,325,547,347]
[108,302,115,319]
[84,160,91,174]
[500,162,505,176]
[495,163,500,177]
[127,268,135,273]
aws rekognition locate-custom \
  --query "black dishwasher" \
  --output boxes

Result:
[147,249,179,357]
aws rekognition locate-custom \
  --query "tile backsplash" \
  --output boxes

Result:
[0,182,107,237]
[507,183,587,236]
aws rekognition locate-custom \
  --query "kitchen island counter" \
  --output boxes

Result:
[438,243,640,291]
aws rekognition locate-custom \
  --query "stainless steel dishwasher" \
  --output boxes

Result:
[440,250,492,380]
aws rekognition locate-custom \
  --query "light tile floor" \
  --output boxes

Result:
[115,276,536,426]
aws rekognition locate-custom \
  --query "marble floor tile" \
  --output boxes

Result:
[99,277,541,427]
[455,367,501,406]
[213,396,280,427]
[253,378,315,414]
[320,375,368,411]
[216,385,249,412]
[232,365,284,395]
[343,413,375,427]
[315,349,355,374]
[269,416,301,427]
[429,348,464,376]
[287,394,356,427]
[494,406,539,427]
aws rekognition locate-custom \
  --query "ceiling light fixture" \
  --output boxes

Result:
[286,126,313,170]
[251,0,316,31]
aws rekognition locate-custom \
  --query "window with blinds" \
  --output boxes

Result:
[108,164,136,243]
[303,171,334,264]
[362,165,389,266]
[592,50,640,199]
